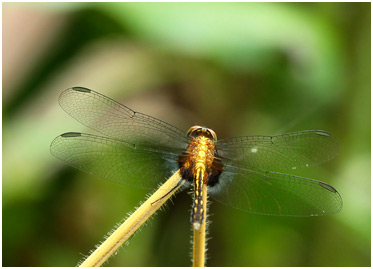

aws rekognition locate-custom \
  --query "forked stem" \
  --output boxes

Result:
[79,170,184,267]
[192,184,208,267]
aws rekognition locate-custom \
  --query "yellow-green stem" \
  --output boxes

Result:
[80,170,183,267]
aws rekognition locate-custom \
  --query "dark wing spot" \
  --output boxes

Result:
[61,132,82,138]
[72,87,91,93]
[319,182,337,193]
[315,131,331,137]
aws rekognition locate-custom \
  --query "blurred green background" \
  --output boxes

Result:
[3,2,370,267]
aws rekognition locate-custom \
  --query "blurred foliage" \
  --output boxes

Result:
[3,2,370,267]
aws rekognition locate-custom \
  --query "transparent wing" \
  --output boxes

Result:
[216,130,338,172]
[58,87,189,152]
[209,163,342,216]
[50,132,181,189]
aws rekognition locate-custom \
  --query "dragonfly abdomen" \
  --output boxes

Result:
[192,165,205,229]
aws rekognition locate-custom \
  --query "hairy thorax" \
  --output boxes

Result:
[180,136,216,183]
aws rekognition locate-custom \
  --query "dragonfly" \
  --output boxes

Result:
[50,87,342,230]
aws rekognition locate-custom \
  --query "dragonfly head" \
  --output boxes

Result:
[187,125,217,141]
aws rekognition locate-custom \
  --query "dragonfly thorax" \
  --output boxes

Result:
[179,135,222,185]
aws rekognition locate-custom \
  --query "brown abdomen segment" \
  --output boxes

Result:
[192,168,205,229]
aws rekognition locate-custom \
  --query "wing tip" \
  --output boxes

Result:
[50,132,83,156]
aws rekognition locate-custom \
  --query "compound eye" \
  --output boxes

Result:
[208,129,217,141]
[187,126,217,141]
[187,125,203,137]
